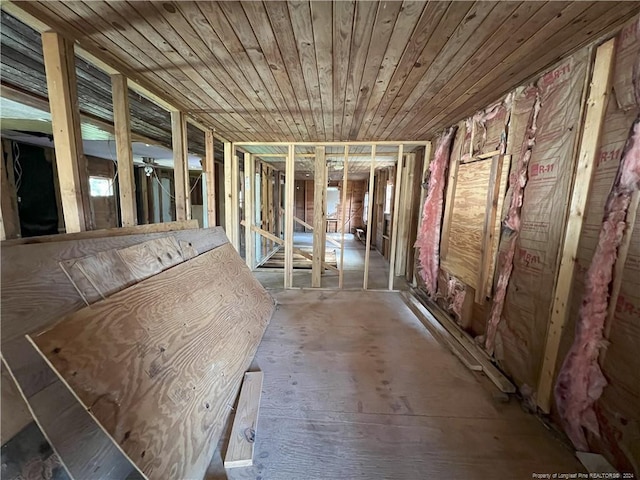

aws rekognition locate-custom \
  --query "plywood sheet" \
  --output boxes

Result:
[441,159,494,288]
[1,227,227,479]
[28,244,275,480]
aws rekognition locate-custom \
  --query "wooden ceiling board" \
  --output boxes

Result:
[411,1,639,138]
[6,1,639,143]
[378,0,504,140]
[215,1,308,140]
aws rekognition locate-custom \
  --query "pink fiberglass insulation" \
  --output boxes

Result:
[416,126,457,296]
[447,274,467,324]
[484,91,542,354]
[555,113,640,451]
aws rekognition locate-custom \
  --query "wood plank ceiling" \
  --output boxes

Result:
[9,1,640,143]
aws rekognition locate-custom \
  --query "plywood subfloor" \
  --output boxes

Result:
[208,290,583,479]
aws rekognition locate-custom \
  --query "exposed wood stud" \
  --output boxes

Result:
[413,142,433,286]
[0,140,21,240]
[224,142,234,245]
[231,147,240,251]
[440,122,465,261]
[475,154,508,304]
[537,38,616,413]
[111,73,137,227]
[41,30,89,233]
[244,153,255,270]
[171,110,189,222]
[312,146,326,288]
[284,144,295,288]
[388,145,404,290]
[363,145,377,290]
[204,131,217,227]
[339,146,349,288]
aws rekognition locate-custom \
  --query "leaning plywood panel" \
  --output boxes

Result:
[1,220,199,246]
[1,227,227,479]
[28,244,275,480]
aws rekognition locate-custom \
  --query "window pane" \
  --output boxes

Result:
[89,176,114,197]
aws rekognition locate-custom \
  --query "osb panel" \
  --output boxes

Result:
[441,159,493,289]
[493,48,589,389]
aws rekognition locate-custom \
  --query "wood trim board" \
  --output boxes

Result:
[224,371,264,469]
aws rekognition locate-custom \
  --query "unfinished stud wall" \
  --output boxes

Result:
[556,19,640,473]
[414,15,640,474]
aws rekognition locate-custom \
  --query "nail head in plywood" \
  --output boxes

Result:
[224,371,264,469]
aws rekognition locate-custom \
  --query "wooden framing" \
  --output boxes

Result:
[171,110,190,222]
[395,152,415,276]
[284,145,295,288]
[312,147,326,288]
[388,146,404,290]
[232,148,240,251]
[244,153,255,269]
[111,73,137,227]
[363,145,377,290]
[204,130,217,227]
[339,147,349,288]
[413,142,433,285]
[0,140,20,240]
[224,371,264,468]
[537,38,616,413]
[224,142,234,245]
[41,31,89,233]
[440,122,465,260]
[475,154,510,303]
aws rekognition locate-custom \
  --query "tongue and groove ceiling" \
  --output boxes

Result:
[7,1,640,143]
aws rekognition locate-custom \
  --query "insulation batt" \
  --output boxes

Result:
[484,93,542,353]
[447,275,467,324]
[555,114,640,451]
[416,127,456,296]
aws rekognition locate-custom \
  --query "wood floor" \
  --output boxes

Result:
[208,290,583,479]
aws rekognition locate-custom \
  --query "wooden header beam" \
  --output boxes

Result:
[537,38,616,413]
[111,74,137,227]
[234,142,430,147]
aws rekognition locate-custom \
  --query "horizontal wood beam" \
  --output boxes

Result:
[235,142,430,147]
[0,83,161,147]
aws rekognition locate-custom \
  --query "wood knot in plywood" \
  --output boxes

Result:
[244,427,256,444]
